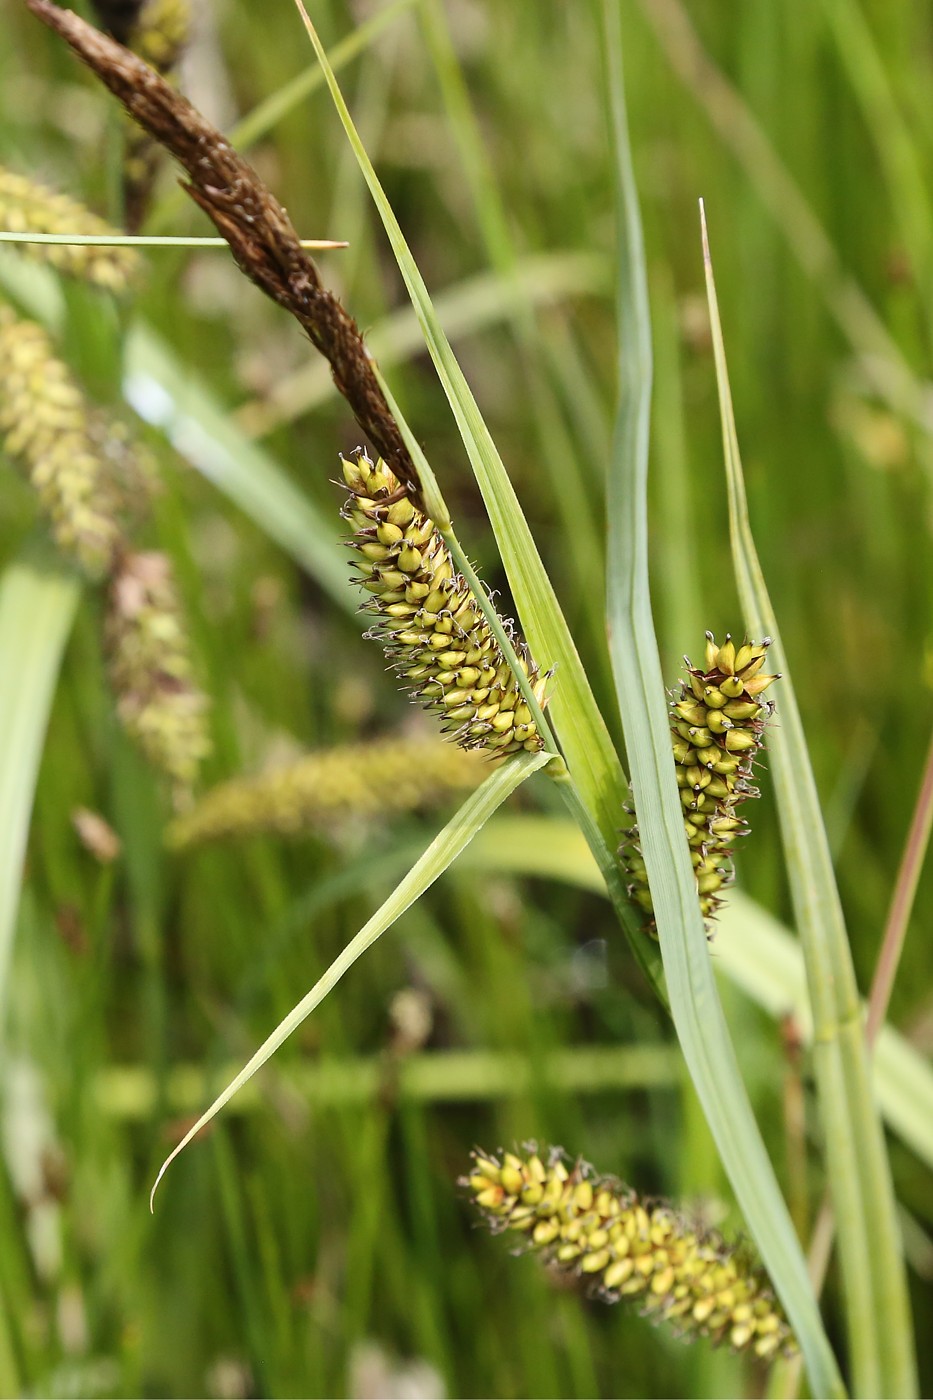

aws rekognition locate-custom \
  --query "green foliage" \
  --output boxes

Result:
[0,3,931,1397]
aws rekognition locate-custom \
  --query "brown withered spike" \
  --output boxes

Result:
[26,0,424,509]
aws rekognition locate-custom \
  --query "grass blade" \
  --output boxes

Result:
[0,542,80,1030]
[288,0,630,888]
[150,750,550,1207]
[703,201,916,1396]
[599,8,843,1393]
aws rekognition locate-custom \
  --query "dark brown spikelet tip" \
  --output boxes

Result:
[26,0,423,508]
[342,450,549,757]
[464,1146,797,1363]
[621,634,779,934]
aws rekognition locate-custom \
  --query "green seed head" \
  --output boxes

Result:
[106,550,211,805]
[464,1146,796,1363]
[0,165,140,291]
[0,309,155,576]
[620,633,778,934]
[165,735,487,849]
[341,450,548,757]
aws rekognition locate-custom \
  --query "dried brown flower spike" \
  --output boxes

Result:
[465,1146,796,1362]
[342,450,548,757]
[621,633,779,932]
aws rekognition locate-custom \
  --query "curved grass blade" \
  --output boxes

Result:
[703,201,916,1397]
[288,0,629,882]
[0,542,80,1031]
[600,8,843,1394]
[149,750,550,1207]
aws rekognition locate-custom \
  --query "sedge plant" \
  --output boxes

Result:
[1,2,925,1396]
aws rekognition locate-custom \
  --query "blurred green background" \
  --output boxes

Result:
[0,1,931,1395]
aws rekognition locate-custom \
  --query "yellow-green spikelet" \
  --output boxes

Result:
[0,165,140,292]
[341,450,548,757]
[122,0,192,231]
[165,736,487,850]
[106,550,211,802]
[0,308,149,576]
[465,1146,796,1362]
[621,633,779,930]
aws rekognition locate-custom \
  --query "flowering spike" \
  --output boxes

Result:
[0,308,153,576]
[0,165,140,291]
[621,633,778,933]
[106,550,211,803]
[464,1146,796,1363]
[164,735,486,850]
[341,450,548,757]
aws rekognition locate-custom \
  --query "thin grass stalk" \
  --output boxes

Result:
[0,233,344,249]
[460,815,933,1173]
[865,723,933,1047]
[599,7,843,1394]
[702,204,916,1396]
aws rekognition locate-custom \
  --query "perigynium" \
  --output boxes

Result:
[341,449,549,757]
[466,1146,796,1362]
[621,633,778,931]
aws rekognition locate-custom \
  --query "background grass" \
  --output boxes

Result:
[1,1,931,1396]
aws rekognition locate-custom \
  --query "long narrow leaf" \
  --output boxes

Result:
[599,9,843,1394]
[288,0,629,879]
[704,202,916,1397]
[150,750,550,1206]
[0,543,80,1030]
